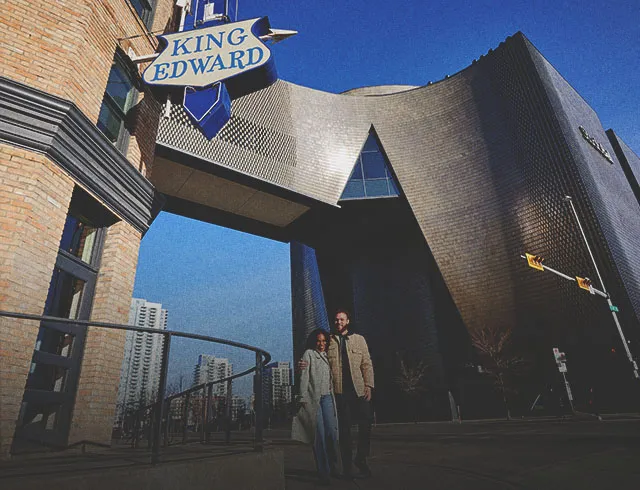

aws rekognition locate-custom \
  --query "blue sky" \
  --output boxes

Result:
[134,0,640,393]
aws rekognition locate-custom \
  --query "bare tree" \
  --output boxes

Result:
[470,325,526,420]
[394,353,429,422]
[190,394,204,431]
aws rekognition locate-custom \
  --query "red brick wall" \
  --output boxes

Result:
[0,145,75,458]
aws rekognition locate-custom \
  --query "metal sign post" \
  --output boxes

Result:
[553,348,574,412]
[564,196,640,380]
[522,245,640,381]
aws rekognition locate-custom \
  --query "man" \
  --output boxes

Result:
[300,309,374,479]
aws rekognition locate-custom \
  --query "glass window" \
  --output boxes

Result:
[97,105,123,144]
[44,269,86,320]
[389,176,400,195]
[26,363,70,393]
[364,179,390,197]
[362,135,379,152]
[340,133,401,201]
[97,56,136,150]
[106,64,134,112]
[349,159,363,180]
[341,180,365,199]
[19,401,62,430]
[59,215,98,264]
[128,0,154,27]
[362,152,387,179]
[35,329,76,358]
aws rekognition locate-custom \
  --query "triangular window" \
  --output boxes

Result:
[340,132,400,200]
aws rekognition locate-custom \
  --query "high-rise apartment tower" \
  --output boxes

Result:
[115,299,168,425]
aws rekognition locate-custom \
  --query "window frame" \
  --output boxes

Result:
[340,134,401,201]
[97,52,140,154]
[128,0,156,28]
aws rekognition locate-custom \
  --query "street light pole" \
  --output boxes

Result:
[564,195,639,379]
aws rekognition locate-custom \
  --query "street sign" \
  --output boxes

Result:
[553,348,567,372]
[610,305,619,312]
[552,348,566,362]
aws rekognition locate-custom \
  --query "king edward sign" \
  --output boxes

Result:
[143,2,294,140]
[143,18,273,88]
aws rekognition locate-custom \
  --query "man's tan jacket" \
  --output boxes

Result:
[327,332,374,396]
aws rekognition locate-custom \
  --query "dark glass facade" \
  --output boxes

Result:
[290,191,475,421]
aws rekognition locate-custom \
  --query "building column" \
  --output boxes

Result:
[0,145,74,458]
[68,221,142,446]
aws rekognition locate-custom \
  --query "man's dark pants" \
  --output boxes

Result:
[335,393,372,474]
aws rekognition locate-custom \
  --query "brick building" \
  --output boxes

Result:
[0,0,175,457]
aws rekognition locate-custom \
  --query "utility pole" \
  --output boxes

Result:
[564,195,639,379]
[553,348,574,413]
[522,252,639,379]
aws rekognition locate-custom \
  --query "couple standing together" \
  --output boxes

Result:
[292,309,374,485]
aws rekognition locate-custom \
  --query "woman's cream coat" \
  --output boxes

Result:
[291,349,339,445]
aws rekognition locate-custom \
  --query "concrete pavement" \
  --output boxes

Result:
[1,417,638,489]
[276,417,640,490]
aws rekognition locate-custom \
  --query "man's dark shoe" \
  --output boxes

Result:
[340,471,354,480]
[353,460,372,479]
[319,476,331,486]
[353,469,372,479]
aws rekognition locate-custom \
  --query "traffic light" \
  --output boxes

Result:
[525,253,545,271]
[576,276,592,291]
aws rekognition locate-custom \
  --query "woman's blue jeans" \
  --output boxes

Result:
[313,394,339,478]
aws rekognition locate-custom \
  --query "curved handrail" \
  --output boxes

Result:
[0,310,271,461]
[0,310,271,362]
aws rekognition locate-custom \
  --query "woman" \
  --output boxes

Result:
[292,329,340,486]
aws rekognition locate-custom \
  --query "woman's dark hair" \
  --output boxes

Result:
[306,328,330,350]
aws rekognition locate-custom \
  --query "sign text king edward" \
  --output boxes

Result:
[143,17,273,89]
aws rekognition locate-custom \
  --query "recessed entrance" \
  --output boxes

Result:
[13,188,117,452]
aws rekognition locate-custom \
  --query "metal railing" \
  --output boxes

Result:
[0,310,271,463]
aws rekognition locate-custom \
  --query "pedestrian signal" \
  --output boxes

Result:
[576,276,592,291]
[526,253,544,271]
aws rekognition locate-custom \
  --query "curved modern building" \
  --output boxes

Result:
[151,32,640,420]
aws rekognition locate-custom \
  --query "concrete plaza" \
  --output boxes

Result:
[1,416,639,489]
[281,416,640,490]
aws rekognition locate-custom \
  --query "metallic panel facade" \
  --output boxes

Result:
[157,32,640,414]
[607,130,640,208]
